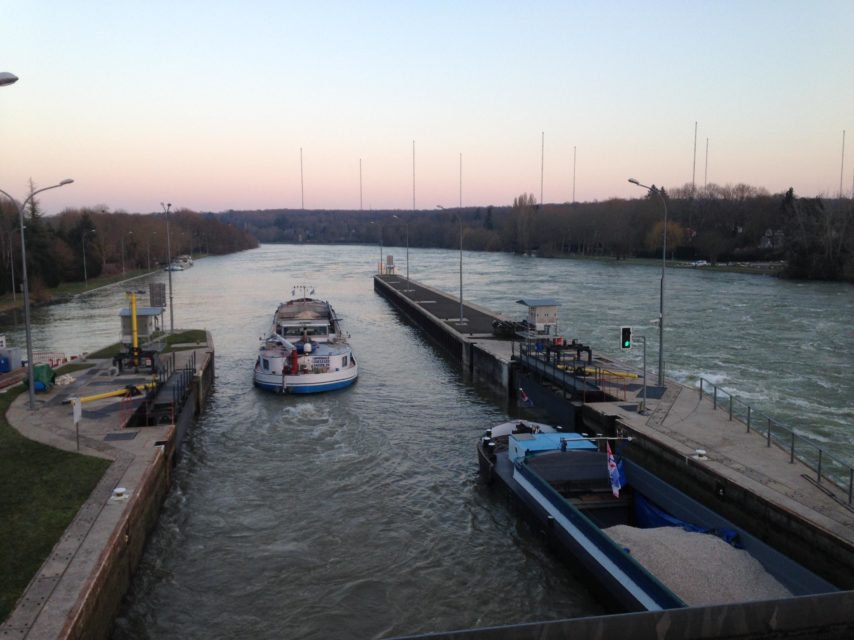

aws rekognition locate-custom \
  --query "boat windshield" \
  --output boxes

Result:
[279,323,329,338]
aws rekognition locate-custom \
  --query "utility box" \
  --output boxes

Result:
[516,298,560,336]
[120,307,163,346]
[0,347,23,370]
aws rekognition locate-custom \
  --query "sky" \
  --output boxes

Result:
[1,1,853,215]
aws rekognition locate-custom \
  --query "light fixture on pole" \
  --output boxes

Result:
[369,220,383,274]
[393,214,409,280]
[121,231,133,275]
[81,228,95,287]
[628,178,667,386]
[0,179,74,410]
[436,205,464,323]
[0,72,18,86]
[161,202,174,333]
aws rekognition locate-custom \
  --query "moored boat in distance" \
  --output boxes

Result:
[477,421,837,612]
[253,285,358,394]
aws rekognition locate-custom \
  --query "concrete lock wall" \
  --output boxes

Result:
[63,443,173,639]
[71,348,215,638]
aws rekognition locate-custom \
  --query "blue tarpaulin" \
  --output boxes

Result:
[633,492,741,547]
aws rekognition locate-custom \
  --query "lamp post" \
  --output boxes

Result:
[0,179,74,409]
[82,228,95,287]
[628,178,667,386]
[393,214,409,280]
[436,205,464,322]
[9,236,16,303]
[162,203,174,333]
[0,72,18,87]
[370,220,383,274]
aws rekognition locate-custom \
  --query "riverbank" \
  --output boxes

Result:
[0,332,214,637]
[0,268,156,316]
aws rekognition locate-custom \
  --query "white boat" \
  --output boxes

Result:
[253,286,358,394]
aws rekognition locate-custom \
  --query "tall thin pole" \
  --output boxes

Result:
[840,130,846,198]
[704,138,709,188]
[82,233,88,287]
[162,203,174,333]
[359,158,363,211]
[628,178,666,387]
[300,148,305,210]
[572,146,577,203]
[459,215,463,323]
[9,236,15,302]
[540,131,544,205]
[459,152,462,208]
[1,180,74,410]
[659,192,667,386]
[412,140,416,211]
[692,121,698,196]
[459,152,463,322]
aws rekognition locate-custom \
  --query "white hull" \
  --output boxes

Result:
[254,290,358,394]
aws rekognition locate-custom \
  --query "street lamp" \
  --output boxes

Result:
[393,214,409,280]
[436,205,464,323]
[81,228,95,287]
[370,220,383,274]
[147,232,156,271]
[120,230,133,275]
[0,179,74,409]
[628,178,668,386]
[161,203,174,333]
[0,72,18,87]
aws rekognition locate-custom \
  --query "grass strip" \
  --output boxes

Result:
[0,378,111,622]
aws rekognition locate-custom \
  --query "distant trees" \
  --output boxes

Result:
[0,199,258,298]
[214,183,853,282]
[781,188,853,280]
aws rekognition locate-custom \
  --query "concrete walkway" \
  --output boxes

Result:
[1,344,207,639]
[378,273,854,551]
[598,380,854,542]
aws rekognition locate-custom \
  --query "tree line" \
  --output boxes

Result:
[0,192,258,300]
[217,183,854,281]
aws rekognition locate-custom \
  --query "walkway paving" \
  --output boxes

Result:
[1,341,209,639]
[377,274,854,550]
[598,380,854,542]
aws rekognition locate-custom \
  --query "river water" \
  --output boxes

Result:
[2,244,852,639]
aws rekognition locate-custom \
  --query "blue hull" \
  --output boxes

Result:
[254,377,357,394]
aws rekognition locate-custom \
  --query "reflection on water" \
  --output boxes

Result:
[2,245,851,638]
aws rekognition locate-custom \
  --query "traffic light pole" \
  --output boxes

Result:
[639,335,647,414]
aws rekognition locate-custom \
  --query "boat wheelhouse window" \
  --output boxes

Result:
[262,358,270,371]
[342,355,348,367]
[280,324,329,337]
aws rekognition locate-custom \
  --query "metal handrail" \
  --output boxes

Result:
[698,378,853,505]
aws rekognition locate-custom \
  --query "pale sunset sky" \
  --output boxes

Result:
[1,1,852,214]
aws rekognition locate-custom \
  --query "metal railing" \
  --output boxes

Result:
[699,378,853,506]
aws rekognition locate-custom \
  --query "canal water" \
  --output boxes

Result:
[2,244,852,639]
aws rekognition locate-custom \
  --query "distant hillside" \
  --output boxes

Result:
[210,185,854,281]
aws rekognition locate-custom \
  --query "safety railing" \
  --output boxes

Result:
[699,378,853,506]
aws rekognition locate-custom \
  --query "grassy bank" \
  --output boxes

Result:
[0,268,157,316]
[0,369,111,622]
